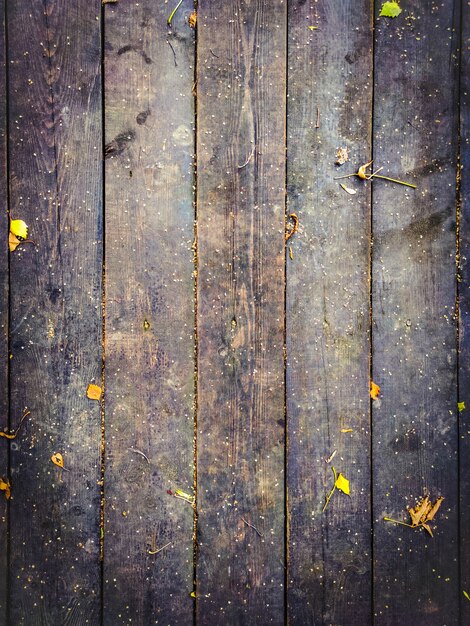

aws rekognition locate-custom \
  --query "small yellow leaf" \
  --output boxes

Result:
[335,473,350,495]
[0,478,11,500]
[10,219,28,240]
[190,591,196,598]
[340,428,353,433]
[463,590,470,602]
[458,401,465,412]
[188,11,197,28]
[370,381,380,400]
[87,383,102,400]
[308,25,318,30]
[51,452,64,468]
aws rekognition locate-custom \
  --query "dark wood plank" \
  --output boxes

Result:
[286,1,373,623]
[7,1,103,622]
[196,1,286,622]
[460,0,470,618]
[103,1,195,623]
[372,1,460,623]
[0,1,8,621]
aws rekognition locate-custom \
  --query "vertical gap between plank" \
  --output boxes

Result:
[100,3,106,624]
[192,1,199,620]
[456,0,463,617]
[370,1,376,623]
[5,0,11,621]
[283,3,289,625]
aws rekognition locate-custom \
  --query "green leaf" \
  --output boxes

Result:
[463,590,470,602]
[335,473,350,496]
[379,2,402,18]
[458,401,466,413]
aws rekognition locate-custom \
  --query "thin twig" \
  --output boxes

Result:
[371,174,417,189]
[128,447,150,464]
[325,449,337,464]
[315,106,320,128]
[238,145,255,169]
[383,517,414,528]
[241,517,264,538]
[167,0,183,26]
[0,409,30,440]
[209,48,219,58]
[148,541,172,555]
[166,39,177,67]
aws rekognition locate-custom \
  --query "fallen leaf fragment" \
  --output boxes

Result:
[285,213,299,242]
[340,428,353,433]
[173,488,194,505]
[458,401,465,412]
[0,478,11,500]
[308,26,318,31]
[464,590,470,602]
[370,381,380,400]
[188,11,197,28]
[0,410,30,440]
[51,452,64,468]
[87,383,102,400]
[9,232,21,252]
[190,591,196,598]
[340,183,357,195]
[335,146,349,165]
[379,1,402,18]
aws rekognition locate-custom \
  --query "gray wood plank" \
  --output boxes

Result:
[7,1,103,622]
[459,0,470,619]
[372,1,460,623]
[196,1,286,623]
[0,0,8,621]
[103,1,195,624]
[286,1,373,623]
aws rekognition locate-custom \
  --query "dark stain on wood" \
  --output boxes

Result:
[104,130,136,158]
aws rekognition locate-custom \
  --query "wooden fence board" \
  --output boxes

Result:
[196,0,286,622]
[286,1,373,623]
[0,1,8,621]
[7,1,103,622]
[103,1,195,624]
[460,0,470,618]
[372,1,460,622]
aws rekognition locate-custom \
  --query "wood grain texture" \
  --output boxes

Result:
[103,1,195,624]
[372,1,460,623]
[286,1,373,623]
[196,1,286,622]
[0,1,7,621]
[460,0,470,618]
[7,1,103,623]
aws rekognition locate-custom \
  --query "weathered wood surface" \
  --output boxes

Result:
[7,0,103,623]
[103,1,195,624]
[0,1,8,621]
[286,2,373,623]
[372,1,460,623]
[460,0,470,618]
[196,0,286,622]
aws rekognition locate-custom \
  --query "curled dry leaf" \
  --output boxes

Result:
[0,478,11,500]
[188,11,197,28]
[370,381,380,400]
[87,383,102,400]
[384,494,445,538]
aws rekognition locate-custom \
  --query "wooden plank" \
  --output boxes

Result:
[0,1,8,621]
[460,0,470,617]
[286,1,373,623]
[372,1,460,623]
[195,1,286,622]
[7,1,103,623]
[102,1,195,623]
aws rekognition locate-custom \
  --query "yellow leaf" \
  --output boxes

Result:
[190,591,196,598]
[10,219,28,240]
[458,401,465,413]
[0,478,11,500]
[463,590,470,602]
[335,473,350,495]
[370,381,380,400]
[87,383,102,400]
[51,452,64,468]
[188,11,197,28]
